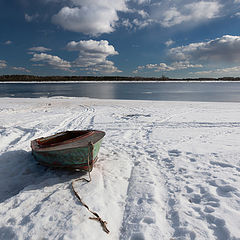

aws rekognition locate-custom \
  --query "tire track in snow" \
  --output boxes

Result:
[119,151,168,240]
[102,107,168,240]
[0,127,38,152]
[102,105,188,239]
[64,104,96,130]
[117,108,213,240]
[0,103,95,154]
[38,104,96,136]
[145,118,209,239]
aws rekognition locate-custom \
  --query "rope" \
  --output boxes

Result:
[71,142,110,234]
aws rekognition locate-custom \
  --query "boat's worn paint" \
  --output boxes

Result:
[31,130,105,170]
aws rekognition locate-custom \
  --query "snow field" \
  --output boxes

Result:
[0,97,240,240]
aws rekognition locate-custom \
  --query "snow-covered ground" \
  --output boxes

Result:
[0,97,240,240]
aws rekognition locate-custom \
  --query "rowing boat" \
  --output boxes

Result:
[31,130,105,170]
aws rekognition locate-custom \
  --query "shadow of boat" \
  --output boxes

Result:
[0,150,85,203]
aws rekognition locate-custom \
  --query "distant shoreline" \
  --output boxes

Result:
[1,75,240,82]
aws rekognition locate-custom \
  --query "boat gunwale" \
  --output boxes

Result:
[31,130,105,152]
[36,130,94,148]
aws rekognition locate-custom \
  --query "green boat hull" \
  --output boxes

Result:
[31,130,105,170]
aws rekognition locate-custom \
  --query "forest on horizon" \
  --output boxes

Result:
[1,75,240,82]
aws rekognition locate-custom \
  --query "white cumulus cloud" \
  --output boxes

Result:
[4,40,12,45]
[234,12,240,17]
[191,65,240,77]
[0,60,7,68]
[169,35,240,62]
[28,46,51,52]
[67,39,121,73]
[165,39,175,47]
[25,13,39,22]
[133,0,150,4]
[36,0,240,34]
[52,0,128,36]
[31,53,71,71]
[12,67,31,73]
[116,0,224,32]
[156,1,222,27]
[134,61,202,73]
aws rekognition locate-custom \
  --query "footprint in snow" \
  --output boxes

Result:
[130,232,145,240]
[206,214,231,240]
[188,185,220,209]
[142,217,155,224]
[216,185,237,197]
[168,149,182,157]
[189,158,197,162]
[185,186,194,193]
[208,179,237,197]
[204,206,215,213]
[137,193,154,205]
[210,160,240,172]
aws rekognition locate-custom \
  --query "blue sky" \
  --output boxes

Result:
[1,0,240,78]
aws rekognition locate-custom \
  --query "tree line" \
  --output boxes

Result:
[0,75,240,82]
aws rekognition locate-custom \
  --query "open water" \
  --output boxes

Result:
[1,82,240,102]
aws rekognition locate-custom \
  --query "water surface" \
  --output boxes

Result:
[1,82,240,102]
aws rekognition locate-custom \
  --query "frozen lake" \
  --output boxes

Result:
[1,82,240,102]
